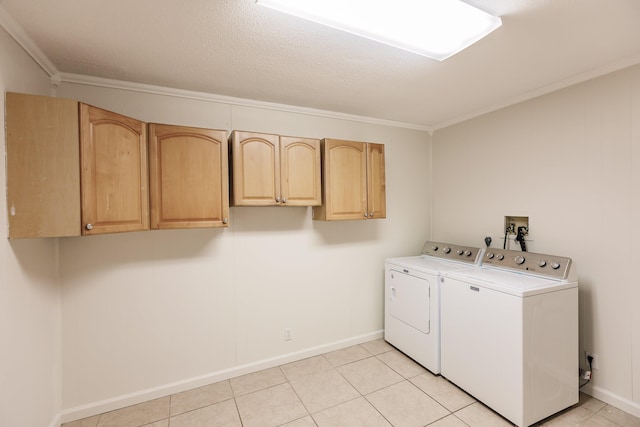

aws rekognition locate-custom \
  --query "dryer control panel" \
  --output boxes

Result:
[420,241,483,265]
[483,248,572,279]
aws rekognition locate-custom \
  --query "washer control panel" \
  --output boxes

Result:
[483,248,572,279]
[420,241,483,265]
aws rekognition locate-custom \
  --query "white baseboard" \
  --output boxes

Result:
[47,413,61,427]
[60,330,383,424]
[582,384,640,418]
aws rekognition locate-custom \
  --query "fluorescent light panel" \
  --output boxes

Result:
[256,0,502,61]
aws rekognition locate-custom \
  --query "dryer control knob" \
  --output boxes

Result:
[515,255,526,265]
[486,252,495,259]
[538,260,547,267]
[497,254,505,260]
[465,250,472,256]
[432,246,439,251]
[551,261,561,269]
[443,247,451,254]
[457,249,464,255]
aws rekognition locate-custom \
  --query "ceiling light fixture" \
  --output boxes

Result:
[256,0,502,61]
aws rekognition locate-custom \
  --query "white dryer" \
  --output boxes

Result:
[384,241,483,374]
[440,248,578,427]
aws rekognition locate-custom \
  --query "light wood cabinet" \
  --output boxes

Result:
[6,93,81,238]
[279,136,322,206]
[230,131,321,206]
[312,139,386,221]
[80,104,149,235]
[5,92,149,238]
[148,124,229,229]
[367,142,387,219]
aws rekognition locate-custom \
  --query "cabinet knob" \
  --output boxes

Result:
[223,218,228,224]
[275,196,280,203]
[85,223,93,230]
[283,197,287,203]
[364,212,368,217]
[369,211,374,217]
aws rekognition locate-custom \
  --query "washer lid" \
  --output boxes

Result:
[443,267,577,297]
[386,255,479,275]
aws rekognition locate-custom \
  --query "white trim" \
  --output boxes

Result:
[432,54,640,131]
[582,384,640,418]
[60,330,384,423]
[0,3,59,78]
[59,72,432,132]
[47,413,61,427]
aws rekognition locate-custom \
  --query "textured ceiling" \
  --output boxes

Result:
[2,0,640,128]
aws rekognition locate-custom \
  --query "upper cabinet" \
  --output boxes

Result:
[148,124,229,229]
[80,104,149,235]
[5,92,149,238]
[229,131,321,206]
[312,139,386,221]
[6,93,232,238]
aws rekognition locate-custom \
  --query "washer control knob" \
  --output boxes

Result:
[551,261,561,269]
[457,249,464,255]
[465,250,472,256]
[538,260,547,267]
[514,255,525,265]
[443,247,451,254]
[432,246,438,251]
[486,252,495,259]
[497,254,505,260]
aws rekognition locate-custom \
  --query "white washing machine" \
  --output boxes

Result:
[384,241,483,374]
[440,248,578,427]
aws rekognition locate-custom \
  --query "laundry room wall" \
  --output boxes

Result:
[54,82,431,418]
[0,27,63,427]
[431,63,640,415]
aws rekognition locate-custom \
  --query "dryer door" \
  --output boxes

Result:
[387,269,430,334]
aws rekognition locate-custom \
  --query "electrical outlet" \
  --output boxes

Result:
[586,351,599,370]
[284,328,292,341]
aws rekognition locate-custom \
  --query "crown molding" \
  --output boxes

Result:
[59,72,433,132]
[432,53,640,131]
[0,3,59,78]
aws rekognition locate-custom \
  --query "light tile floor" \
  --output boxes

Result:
[62,339,640,427]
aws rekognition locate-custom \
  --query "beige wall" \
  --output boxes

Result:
[0,27,62,427]
[55,83,431,417]
[432,64,640,415]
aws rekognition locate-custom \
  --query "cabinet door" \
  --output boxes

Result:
[367,143,386,219]
[80,104,149,235]
[317,139,367,220]
[231,131,280,206]
[6,93,81,238]
[149,124,229,229]
[280,136,321,206]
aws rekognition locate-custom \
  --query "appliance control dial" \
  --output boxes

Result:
[514,255,525,265]
[486,252,494,259]
[538,260,547,267]
[551,261,561,269]
[465,250,472,256]
[443,247,451,253]
[432,246,439,251]
[497,254,505,260]
[457,249,464,255]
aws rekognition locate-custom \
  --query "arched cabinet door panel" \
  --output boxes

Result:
[149,124,229,229]
[280,136,321,206]
[80,103,149,235]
